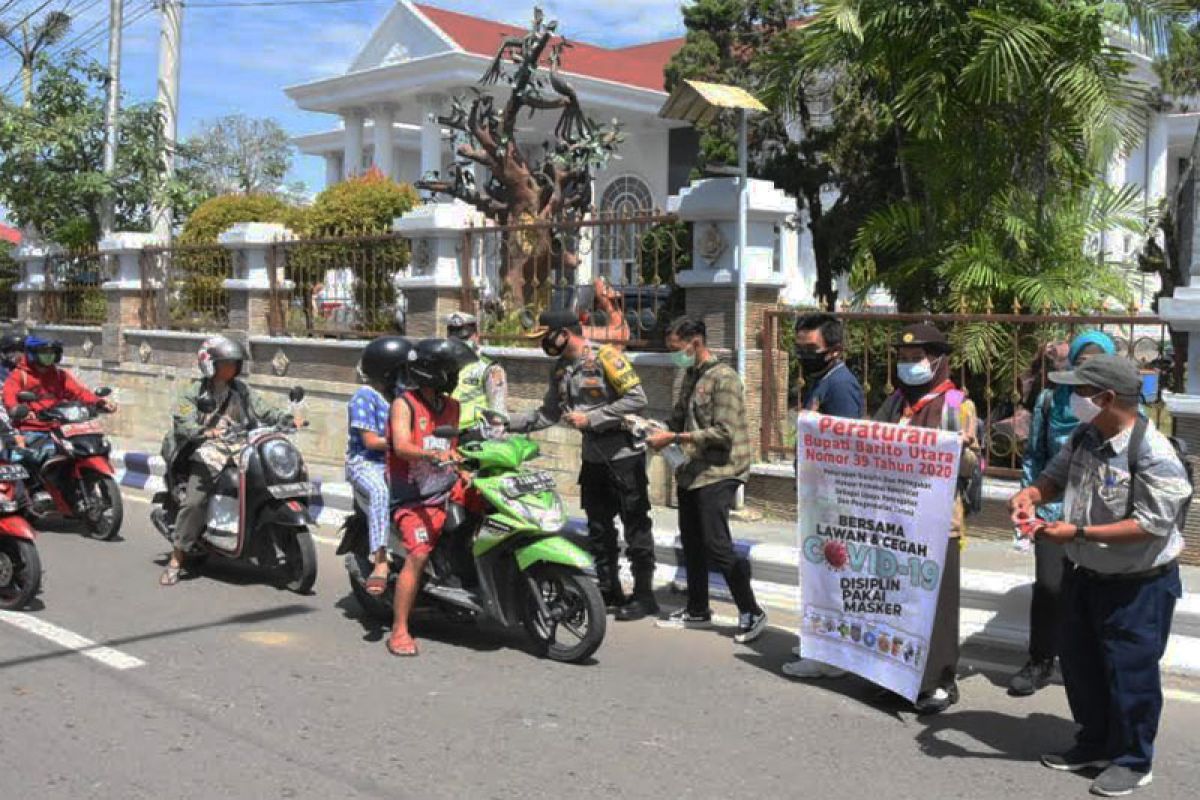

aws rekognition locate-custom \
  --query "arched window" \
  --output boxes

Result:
[597,175,653,284]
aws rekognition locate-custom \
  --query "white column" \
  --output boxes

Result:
[1104,149,1129,260]
[419,94,444,183]
[372,104,396,179]
[1147,112,1169,208]
[342,109,364,179]
[324,153,343,188]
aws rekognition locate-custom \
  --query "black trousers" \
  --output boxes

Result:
[1028,538,1069,662]
[579,454,655,593]
[677,479,760,616]
[1060,564,1180,772]
[921,540,960,694]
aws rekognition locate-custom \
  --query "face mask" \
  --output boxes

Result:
[1070,392,1103,424]
[797,351,831,375]
[36,352,56,367]
[542,330,569,358]
[672,347,696,369]
[896,360,934,387]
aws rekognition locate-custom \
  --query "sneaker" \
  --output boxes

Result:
[1008,658,1055,697]
[655,608,713,629]
[1041,747,1112,773]
[792,644,802,657]
[781,658,847,679]
[734,610,768,644]
[614,595,659,622]
[1090,765,1153,797]
[913,683,959,715]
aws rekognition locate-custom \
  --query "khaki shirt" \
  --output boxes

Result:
[668,356,752,491]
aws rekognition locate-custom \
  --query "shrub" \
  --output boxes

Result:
[179,193,293,245]
[298,168,420,237]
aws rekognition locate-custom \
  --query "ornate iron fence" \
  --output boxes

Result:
[0,256,17,321]
[43,248,106,325]
[265,233,409,338]
[463,211,687,350]
[139,244,233,331]
[760,308,1180,472]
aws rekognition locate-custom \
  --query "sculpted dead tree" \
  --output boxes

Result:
[417,6,623,308]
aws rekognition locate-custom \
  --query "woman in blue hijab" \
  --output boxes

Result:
[1009,330,1116,697]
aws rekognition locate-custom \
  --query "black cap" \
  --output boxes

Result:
[538,309,582,335]
[1048,355,1142,399]
[895,323,950,354]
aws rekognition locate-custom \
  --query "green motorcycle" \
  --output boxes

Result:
[338,426,606,663]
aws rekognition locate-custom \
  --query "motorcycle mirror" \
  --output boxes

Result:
[196,396,217,414]
[432,425,458,440]
[95,386,113,398]
[288,386,306,404]
[11,404,29,422]
[16,391,36,403]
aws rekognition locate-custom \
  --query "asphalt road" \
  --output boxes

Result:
[3,493,1200,800]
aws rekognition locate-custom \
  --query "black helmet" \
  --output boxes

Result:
[410,338,477,395]
[358,336,413,397]
[197,335,246,378]
[1,333,24,367]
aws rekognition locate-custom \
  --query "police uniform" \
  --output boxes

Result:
[447,312,508,428]
[508,310,656,610]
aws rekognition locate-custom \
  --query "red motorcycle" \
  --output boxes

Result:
[0,457,40,609]
[12,388,122,541]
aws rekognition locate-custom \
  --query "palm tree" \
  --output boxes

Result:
[0,7,71,106]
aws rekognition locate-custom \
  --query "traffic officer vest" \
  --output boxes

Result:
[453,355,493,428]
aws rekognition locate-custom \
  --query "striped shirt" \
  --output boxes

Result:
[1041,422,1190,574]
[669,356,752,491]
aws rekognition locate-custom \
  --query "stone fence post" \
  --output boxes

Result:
[219,223,295,348]
[98,232,163,363]
[393,201,483,338]
[10,242,58,327]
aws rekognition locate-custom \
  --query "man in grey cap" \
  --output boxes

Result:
[1009,355,1189,797]
[508,309,659,620]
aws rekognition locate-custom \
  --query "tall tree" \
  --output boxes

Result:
[177,114,294,198]
[0,5,71,106]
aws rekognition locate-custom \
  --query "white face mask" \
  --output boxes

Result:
[896,360,934,387]
[1070,392,1103,423]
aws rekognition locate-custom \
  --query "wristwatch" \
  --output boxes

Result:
[1074,525,1088,542]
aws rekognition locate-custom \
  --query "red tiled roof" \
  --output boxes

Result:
[413,3,684,92]
[0,224,19,246]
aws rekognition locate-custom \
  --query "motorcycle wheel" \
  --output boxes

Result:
[521,563,606,663]
[0,538,41,610]
[276,528,318,594]
[82,474,123,541]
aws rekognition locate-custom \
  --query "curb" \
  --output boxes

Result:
[111,450,1200,677]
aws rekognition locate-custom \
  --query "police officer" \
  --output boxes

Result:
[446,312,507,428]
[509,309,659,621]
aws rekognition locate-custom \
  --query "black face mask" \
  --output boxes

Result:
[797,351,833,376]
[541,329,570,358]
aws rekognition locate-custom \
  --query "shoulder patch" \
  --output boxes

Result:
[597,345,640,395]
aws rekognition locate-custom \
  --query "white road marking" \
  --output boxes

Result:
[0,610,146,670]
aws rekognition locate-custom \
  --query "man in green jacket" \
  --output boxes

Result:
[159,336,297,586]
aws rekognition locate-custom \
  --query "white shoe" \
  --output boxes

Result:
[781,659,847,679]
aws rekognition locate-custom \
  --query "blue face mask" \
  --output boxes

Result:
[897,360,934,387]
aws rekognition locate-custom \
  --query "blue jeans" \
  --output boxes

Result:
[1060,563,1182,772]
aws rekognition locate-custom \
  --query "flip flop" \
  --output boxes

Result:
[160,565,182,587]
[386,635,419,657]
[365,574,388,596]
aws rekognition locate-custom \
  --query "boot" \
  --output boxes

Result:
[615,568,659,621]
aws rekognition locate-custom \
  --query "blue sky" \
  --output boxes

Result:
[0,0,686,204]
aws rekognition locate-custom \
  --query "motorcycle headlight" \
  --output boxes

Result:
[517,495,565,532]
[262,439,301,481]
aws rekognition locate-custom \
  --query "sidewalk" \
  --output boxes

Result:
[108,437,1200,677]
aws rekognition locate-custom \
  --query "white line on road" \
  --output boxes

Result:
[0,610,146,671]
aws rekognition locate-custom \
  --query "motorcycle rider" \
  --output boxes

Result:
[508,309,659,621]
[348,336,412,597]
[0,333,24,383]
[447,312,508,428]
[159,336,299,587]
[386,338,478,657]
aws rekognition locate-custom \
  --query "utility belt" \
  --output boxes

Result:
[582,428,634,460]
[1071,560,1177,583]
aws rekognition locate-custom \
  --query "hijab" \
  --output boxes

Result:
[898,348,954,429]
[1045,330,1117,441]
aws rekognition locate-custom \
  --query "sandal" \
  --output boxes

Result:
[160,564,182,587]
[365,573,388,597]
[386,634,419,657]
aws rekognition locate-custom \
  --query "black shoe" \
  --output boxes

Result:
[601,589,627,612]
[734,610,768,643]
[1041,747,1112,773]
[1090,765,1153,796]
[615,595,659,621]
[914,683,959,715]
[1009,658,1055,697]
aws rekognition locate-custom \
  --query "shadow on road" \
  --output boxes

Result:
[0,604,315,671]
[334,590,518,657]
[915,709,1077,763]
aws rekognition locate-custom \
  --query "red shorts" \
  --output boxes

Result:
[394,481,481,558]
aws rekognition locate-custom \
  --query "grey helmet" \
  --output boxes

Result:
[197,335,246,378]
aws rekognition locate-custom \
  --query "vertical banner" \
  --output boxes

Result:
[797,411,961,701]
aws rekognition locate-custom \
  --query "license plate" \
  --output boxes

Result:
[268,482,312,499]
[61,421,102,437]
[0,464,28,481]
[506,471,556,496]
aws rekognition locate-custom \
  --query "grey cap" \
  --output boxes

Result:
[1048,354,1142,398]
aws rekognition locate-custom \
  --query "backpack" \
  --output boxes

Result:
[1068,418,1194,527]
[944,389,987,516]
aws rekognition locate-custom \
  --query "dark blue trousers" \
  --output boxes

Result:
[1059,563,1182,773]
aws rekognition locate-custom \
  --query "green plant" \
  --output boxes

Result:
[179,193,293,245]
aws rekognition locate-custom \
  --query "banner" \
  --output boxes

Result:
[796,411,961,701]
